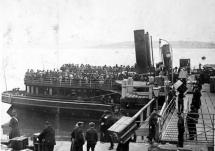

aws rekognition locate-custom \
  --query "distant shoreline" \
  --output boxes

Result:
[92,41,215,49]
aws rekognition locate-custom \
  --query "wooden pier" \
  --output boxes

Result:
[161,84,215,147]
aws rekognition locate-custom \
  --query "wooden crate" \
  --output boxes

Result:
[10,136,28,150]
[108,116,138,143]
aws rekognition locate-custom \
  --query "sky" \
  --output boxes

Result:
[1,0,215,131]
[1,0,215,49]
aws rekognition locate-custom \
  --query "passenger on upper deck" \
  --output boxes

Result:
[24,63,149,84]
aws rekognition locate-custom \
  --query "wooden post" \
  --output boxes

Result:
[31,86,34,95]
[147,105,151,117]
[156,97,158,110]
[27,86,30,94]
[49,88,52,96]
[56,108,60,137]
[213,114,215,151]
[149,85,153,99]
[140,111,144,125]
[79,79,82,86]
[35,87,39,95]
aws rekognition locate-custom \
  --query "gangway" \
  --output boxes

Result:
[109,84,215,149]
[160,84,215,147]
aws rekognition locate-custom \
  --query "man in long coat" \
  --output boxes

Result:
[38,121,56,151]
[71,122,85,151]
[9,110,20,139]
[147,109,161,144]
[177,113,185,147]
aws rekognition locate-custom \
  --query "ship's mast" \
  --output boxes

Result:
[54,0,60,69]
[2,26,12,91]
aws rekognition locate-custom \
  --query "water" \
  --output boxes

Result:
[1,47,215,137]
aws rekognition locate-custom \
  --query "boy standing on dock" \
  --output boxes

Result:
[85,122,98,151]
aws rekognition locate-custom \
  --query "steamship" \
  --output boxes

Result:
[1,29,171,137]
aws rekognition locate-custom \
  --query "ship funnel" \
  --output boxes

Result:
[134,30,152,74]
[161,44,172,71]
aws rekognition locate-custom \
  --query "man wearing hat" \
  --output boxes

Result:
[147,108,161,144]
[177,112,185,148]
[99,110,110,142]
[186,105,199,140]
[100,110,115,150]
[38,121,56,151]
[85,122,98,151]
[9,110,20,139]
[71,121,85,151]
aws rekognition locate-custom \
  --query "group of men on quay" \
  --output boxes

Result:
[176,70,202,148]
[8,107,131,151]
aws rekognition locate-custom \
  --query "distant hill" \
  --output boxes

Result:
[93,41,215,49]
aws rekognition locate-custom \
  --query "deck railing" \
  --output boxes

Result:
[24,78,119,90]
[158,97,176,140]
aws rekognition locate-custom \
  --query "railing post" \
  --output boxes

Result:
[147,105,151,118]
[156,97,158,111]
[140,111,143,125]
[213,114,215,150]
[35,87,39,95]
[149,85,153,99]
[31,86,34,95]
[49,88,52,96]
[56,107,60,137]
[79,79,82,86]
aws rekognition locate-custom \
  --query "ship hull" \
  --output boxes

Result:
[1,92,113,139]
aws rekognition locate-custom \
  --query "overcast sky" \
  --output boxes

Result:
[1,0,215,48]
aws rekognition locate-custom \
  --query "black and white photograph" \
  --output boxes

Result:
[1,0,215,150]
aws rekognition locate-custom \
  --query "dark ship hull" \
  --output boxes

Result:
[1,89,120,140]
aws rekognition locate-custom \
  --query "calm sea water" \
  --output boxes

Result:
[1,47,215,136]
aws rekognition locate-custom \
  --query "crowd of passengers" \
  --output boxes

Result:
[24,63,152,82]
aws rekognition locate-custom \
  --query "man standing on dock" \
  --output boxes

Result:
[85,122,98,151]
[147,108,161,144]
[9,110,20,139]
[178,93,185,113]
[186,105,199,140]
[38,121,56,151]
[191,86,201,110]
[99,110,115,150]
[71,122,85,151]
[177,112,185,148]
